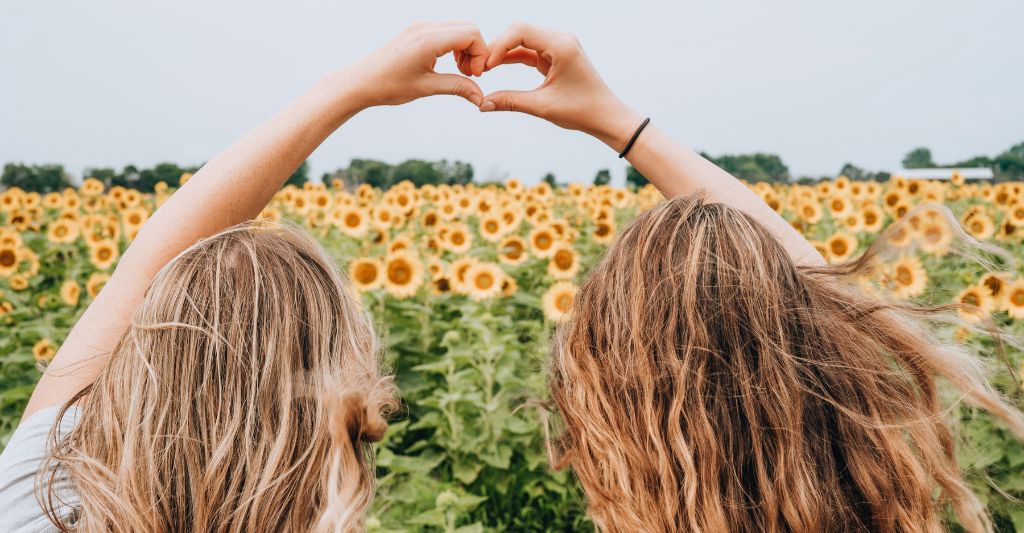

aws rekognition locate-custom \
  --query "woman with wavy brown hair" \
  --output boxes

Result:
[477,22,1024,532]
[0,21,493,532]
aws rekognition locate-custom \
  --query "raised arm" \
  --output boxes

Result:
[24,20,490,419]
[479,22,824,266]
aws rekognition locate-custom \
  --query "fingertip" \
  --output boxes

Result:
[480,100,496,112]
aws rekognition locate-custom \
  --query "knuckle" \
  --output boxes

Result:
[501,95,518,113]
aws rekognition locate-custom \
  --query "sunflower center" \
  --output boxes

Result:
[536,234,552,248]
[345,213,360,227]
[475,273,494,289]
[554,250,574,269]
[98,248,112,261]
[830,240,848,255]
[388,262,411,284]
[355,264,378,284]
[895,266,913,286]
[962,293,980,307]
[556,293,572,312]
[485,221,499,232]
[451,233,465,245]
[1011,289,1024,306]
[0,250,15,267]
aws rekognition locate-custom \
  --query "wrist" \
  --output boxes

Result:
[588,99,644,152]
[312,67,373,122]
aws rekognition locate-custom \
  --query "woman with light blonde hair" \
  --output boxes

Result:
[0,21,493,532]
[476,22,1024,533]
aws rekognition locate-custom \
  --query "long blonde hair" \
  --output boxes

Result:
[550,195,1024,533]
[40,221,395,532]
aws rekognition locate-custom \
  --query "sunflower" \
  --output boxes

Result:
[348,257,384,292]
[33,338,56,362]
[797,201,823,224]
[964,213,995,240]
[86,272,110,298]
[547,243,580,280]
[465,262,504,301]
[498,236,528,266]
[430,276,453,295]
[80,177,105,196]
[383,251,423,299]
[861,205,885,233]
[529,225,558,258]
[1003,279,1024,320]
[121,206,148,229]
[592,220,616,245]
[90,240,119,270]
[500,275,518,296]
[388,234,414,254]
[840,212,863,233]
[0,244,20,277]
[956,285,995,321]
[542,281,577,322]
[825,232,858,263]
[420,209,441,228]
[60,279,81,306]
[336,207,369,237]
[448,257,479,294]
[9,274,28,291]
[827,195,852,218]
[917,219,953,256]
[886,256,928,299]
[478,214,506,242]
[442,223,472,254]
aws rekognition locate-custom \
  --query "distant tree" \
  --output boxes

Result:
[139,162,194,192]
[949,155,993,168]
[392,159,442,187]
[702,152,789,183]
[1,163,72,192]
[993,142,1024,181]
[284,160,310,187]
[542,172,558,188]
[838,163,866,181]
[901,147,935,169]
[437,159,474,185]
[625,166,648,189]
[593,168,611,186]
[346,159,392,189]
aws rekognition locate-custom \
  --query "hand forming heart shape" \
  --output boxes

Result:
[349,21,644,154]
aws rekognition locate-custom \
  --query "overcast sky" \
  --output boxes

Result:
[2,1,1022,186]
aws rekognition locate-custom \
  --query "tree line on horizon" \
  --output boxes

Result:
[3,141,1022,193]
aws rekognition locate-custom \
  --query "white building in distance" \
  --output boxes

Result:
[897,168,993,180]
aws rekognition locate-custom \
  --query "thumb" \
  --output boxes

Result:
[479,90,544,116]
[423,73,484,107]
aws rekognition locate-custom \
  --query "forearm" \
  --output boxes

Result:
[594,107,824,267]
[25,70,367,417]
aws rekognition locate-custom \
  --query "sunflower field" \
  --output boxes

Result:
[2,173,1024,531]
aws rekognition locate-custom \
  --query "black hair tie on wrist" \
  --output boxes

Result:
[618,117,651,158]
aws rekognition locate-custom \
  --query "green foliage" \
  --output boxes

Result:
[625,165,648,189]
[285,160,310,187]
[541,173,558,188]
[902,147,936,169]
[592,169,611,187]
[85,162,200,192]
[701,152,790,183]
[1,163,73,193]
[324,158,475,189]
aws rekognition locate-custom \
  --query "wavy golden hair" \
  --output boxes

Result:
[40,221,395,532]
[549,195,1024,533]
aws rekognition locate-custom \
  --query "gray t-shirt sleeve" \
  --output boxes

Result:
[0,406,81,533]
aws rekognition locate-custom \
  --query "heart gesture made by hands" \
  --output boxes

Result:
[347,20,645,155]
